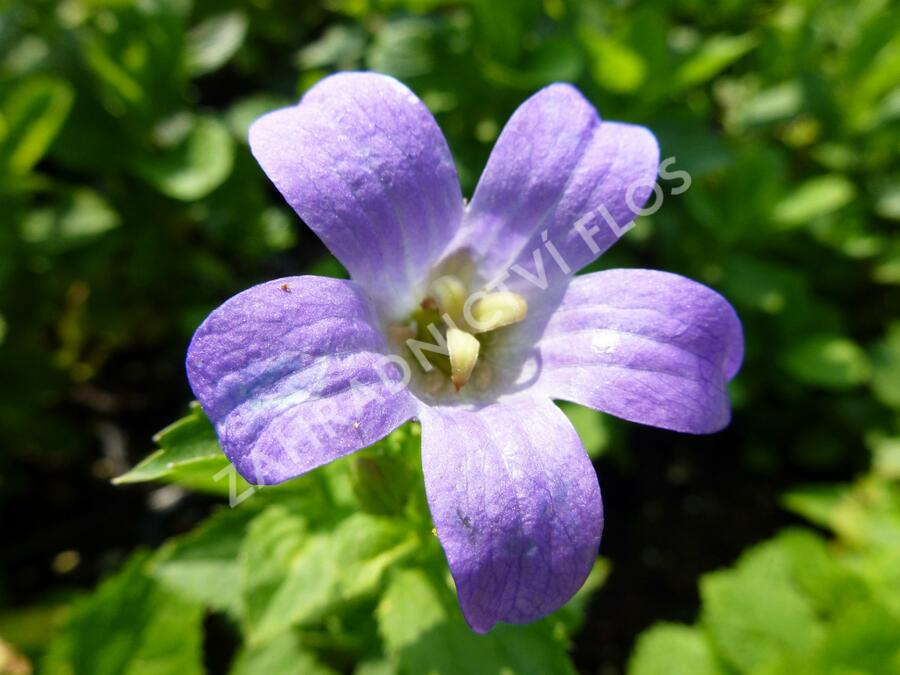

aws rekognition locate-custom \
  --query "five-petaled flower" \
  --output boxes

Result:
[186,72,743,633]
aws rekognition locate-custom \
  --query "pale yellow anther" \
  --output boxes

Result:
[428,275,467,322]
[447,328,480,391]
[469,292,528,333]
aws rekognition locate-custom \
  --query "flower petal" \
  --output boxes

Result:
[506,269,743,434]
[187,276,417,485]
[249,72,464,319]
[419,397,602,633]
[449,84,659,295]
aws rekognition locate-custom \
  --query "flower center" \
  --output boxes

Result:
[388,275,528,395]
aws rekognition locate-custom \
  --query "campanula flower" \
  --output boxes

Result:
[186,72,743,633]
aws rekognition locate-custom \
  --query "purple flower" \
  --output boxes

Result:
[186,72,743,633]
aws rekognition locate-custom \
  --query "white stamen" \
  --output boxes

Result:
[469,292,528,333]
[447,328,480,391]
[429,275,467,322]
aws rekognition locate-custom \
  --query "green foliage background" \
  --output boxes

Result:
[1,0,899,673]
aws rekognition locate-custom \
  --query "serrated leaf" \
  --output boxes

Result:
[775,529,869,613]
[628,624,721,675]
[788,476,900,551]
[133,116,234,200]
[42,552,204,675]
[700,538,824,673]
[229,631,338,675]
[810,601,900,673]
[152,506,257,617]
[242,508,415,642]
[782,484,848,531]
[115,403,220,482]
[185,12,248,76]
[376,568,577,675]
[113,403,248,496]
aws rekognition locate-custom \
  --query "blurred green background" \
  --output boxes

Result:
[2,0,900,673]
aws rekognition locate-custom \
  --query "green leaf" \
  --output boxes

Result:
[296,24,366,70]
[731,80,804,130]
[674,33,756,89]
[113,403,248,496]
[580,28,646,94]
[351,430,420,516]
[229,632,338,675]
[242,508,416,642]
[652,112,732,177]
[42,552,204,675]
[551,558,611,637]
[874,179,900,220]
[871,435,900,479]
[775,529,870,614]
[377,568,577,675]
[468,0,540,63]
[700,537,824,673]
[810,601,900,674]
[76,0,186,120]
[114,402,220,481]
[133,116,234,200]
[0,599,71,656]
[240,505,308,636]
[152,506,258,617]
[628,624,721,675]
[558,401,610,459]
[20,189,120,250]
[786,476,900,551]
[366,17,438,79]
[871,323,900,409]
[0,75,73,178]
[873,247,900,285]
[772,175,857,227]
[353,660,397,675]
[684,145,784,242]
[782,484,848,531]
[481,35,583,90]
[782,335,871,389]
[225,95,291,142]
[185,12,248,76]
